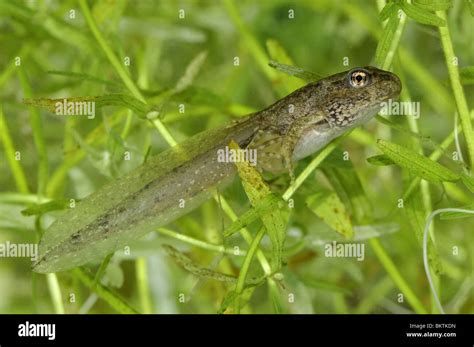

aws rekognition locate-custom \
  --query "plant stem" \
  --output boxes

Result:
[369,239,427,314]
[437,10,474,171]
[157,227,246,256]
[136,257,153,314]
[378,4,407,70]
[73,268,139,314]
[18,67,49,196]
[78,0,176,146]
[216,195,272,275]
[93,253,114,286]
[46,273,65,314]
[0,104,29,193]
[234,228,266,314]
[283,138,341,201]
[78,0,144,103]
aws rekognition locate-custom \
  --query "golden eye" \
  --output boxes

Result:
[349,70,369,88]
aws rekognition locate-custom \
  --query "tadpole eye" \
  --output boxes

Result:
[349,70,369,88]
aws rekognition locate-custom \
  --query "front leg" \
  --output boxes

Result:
[281,132,300,184]
[248,113,324,182]
[280,113,325,183]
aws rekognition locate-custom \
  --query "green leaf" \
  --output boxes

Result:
[163,245,237,283]
[439,204,474,219]
[306,189,354,239]
[223,194,281,238]
[268,279,284,313]
[375,116,445,154]
[173,51,208,93]
[404,187,443,275]
[399,1,446,26]
[376,139,460,183]
[23,94,154,119]
[218,285,260,314]
[47,70,123,88]
[323,164,372,224]
[379,2,397,21]
[366,154,395,166]
[21,199,70,216]
[73,268,139,314]
[229,140,286,270]
[413,0,453,11]
[268,60,321,82]
[266,39,306,91]
[375,11,400,67]
[461,173,474,193]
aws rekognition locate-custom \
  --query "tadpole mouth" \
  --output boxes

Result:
[377,71,402,100]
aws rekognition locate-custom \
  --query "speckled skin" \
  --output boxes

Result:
[34,66,401,273]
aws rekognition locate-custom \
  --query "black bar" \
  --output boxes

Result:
[0,314,471,346]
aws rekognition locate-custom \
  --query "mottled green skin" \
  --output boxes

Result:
[34,66,401,273]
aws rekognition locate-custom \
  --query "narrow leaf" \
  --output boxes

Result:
[223,194,281,238]
[163,245,237,283]
[229,140,286,270]
[379,2,397,21]
[375,11,400,67]
[376,139,460,183]
[306,189,353,239]
[266,39,306,91]
[461,173,474,193]
[268,60,321,82]
[173,51,208,93]
[405,188,442,275]
[400,1,446,26]
[367,154,395,166]
[439,204,474,219]
[21,199,70,216]
[23,94,154,119]
[413,0,453,11]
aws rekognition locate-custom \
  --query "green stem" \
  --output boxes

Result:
[78,0,176,146]
[437,10,474,170]
[283,138,341,201]
[136,257,153,314]
[234,228,266,314]
[222,0,276,81]
[379,4,407,70]
[46,273,65,314]
[78,0,144,103]
[398,67,440,313]
[403,124,464,201]
[73,268,139,314]
[0,104,29,193]
[157,227,246,256]
[18,67,49,196]
[369,239,427,314]
[93,253,114,286]
[216,195,272,275]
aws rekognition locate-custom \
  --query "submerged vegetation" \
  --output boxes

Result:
[0,0,473,314]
